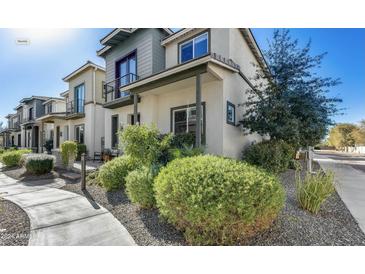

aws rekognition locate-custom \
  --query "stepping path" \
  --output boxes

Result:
[0,168,136,246]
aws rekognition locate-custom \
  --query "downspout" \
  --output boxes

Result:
[92,68,97,155]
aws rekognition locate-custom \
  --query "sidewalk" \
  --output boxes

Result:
[314,152,365,234]
[0,165,136,246]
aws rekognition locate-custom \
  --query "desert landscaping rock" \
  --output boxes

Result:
[62,161,365,246]
[0,199,30,246]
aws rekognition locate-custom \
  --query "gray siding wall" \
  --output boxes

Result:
[104,29,168,83]
[34,100,45,118]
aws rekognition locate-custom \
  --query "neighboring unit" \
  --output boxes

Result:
[37,61,106,157]
[98,28,267,158]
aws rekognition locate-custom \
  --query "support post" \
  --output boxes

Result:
[195,73,202,148]
[133,93,138,125]
[307,146,313,173]
[81,153,86,190]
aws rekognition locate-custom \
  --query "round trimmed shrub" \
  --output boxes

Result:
[125,166,156,208]
[1,149,32,167]
[242,140,295,174]
[98,155,137,191]
[154,155,285,245]
[25,154,55,175]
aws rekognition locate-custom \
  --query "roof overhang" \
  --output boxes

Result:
[122,54,238,94]
[239,28,270,74]
[63,61,105,82]
[98,28,173,57]
[36,113,66,123]
[42,98,64,105]
[161,28,196,46]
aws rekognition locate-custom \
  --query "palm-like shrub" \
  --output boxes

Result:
[0,149,32,167]
[125,166,156,208]
[25,154,55,175]
[61,141,77,166]
[243,140,295,174]
[154,155,285,245]
[296,171,335,214]
[98,155,137,191]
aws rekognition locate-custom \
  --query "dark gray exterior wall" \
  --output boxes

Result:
[104,28,168,83]
[34,100,45,118]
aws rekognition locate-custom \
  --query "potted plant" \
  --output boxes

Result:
[44,139,53,154]
[102,148,112,162]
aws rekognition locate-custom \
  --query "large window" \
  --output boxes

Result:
[179,32,209,63]
[171,103,205,139]
[115,51,137,98]
[74,84,85,113]
[75,124,85,144]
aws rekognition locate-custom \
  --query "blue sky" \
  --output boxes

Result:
[0,28,364,126]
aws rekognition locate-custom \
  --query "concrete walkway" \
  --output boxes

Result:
[314,151,365,234]
[0,167,136,246]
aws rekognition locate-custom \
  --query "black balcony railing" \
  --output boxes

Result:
[66,99,85,115]
[104,73,139,103]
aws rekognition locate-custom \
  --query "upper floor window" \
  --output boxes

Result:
[28,107,33,120]
[46,103,53,114]
[179,32,209,63]
[74,84,85,113]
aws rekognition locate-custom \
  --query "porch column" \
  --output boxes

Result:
[195,73,202,148]
[40,122,44,153]
[133,93,138,125]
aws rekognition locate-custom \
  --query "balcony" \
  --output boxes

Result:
[66,99,85,119]
[103,73,139,109]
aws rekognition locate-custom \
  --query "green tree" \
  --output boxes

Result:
[328,123,364,149]
[240,29,342,148]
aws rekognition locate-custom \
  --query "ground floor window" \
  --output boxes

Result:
[171,102,205,141]
[75,124,85,144]
[111,115,119,148]
[128,113,140,125]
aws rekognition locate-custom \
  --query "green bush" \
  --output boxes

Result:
[61,141,78,166]
[154,155,285,245]
[1,149,32,167]
[171,132,195,148]
[168,144,204,161]
[120,124,172,166]
[25,154,54,175]
[243,140,295,174]
[98,155,137,191]
[125,166,156,208]
[296,171,335,214]
[76,144,87,160]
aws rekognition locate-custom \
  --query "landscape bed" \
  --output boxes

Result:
[0,199,30,246]
[61,161,365,246]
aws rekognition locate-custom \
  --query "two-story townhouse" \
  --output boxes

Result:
[97,28,267,159]
[18,96,57,152]
[37,61,106,157]
[3,113,21,147]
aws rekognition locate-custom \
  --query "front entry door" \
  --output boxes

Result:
[56,126,60,148]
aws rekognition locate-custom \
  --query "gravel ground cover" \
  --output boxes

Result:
[0,199,30,246]
[61,161,365,246]
[2,166,60,181]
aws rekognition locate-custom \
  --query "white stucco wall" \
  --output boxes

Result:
[104,75,224,155]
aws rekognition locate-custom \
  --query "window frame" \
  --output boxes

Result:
[111,114,119,149]
[74,124,85,144]
[178,31,209,64]
[74,83,85,113]
[226,101,236,126]
[170,102,206,144]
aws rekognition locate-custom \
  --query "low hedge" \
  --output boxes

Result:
[154,155,285,245]
[25,154,55,175]
[98,155,137,191]
[1,149,32,167]
[125,166,156,208]
[242,140,295,174]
